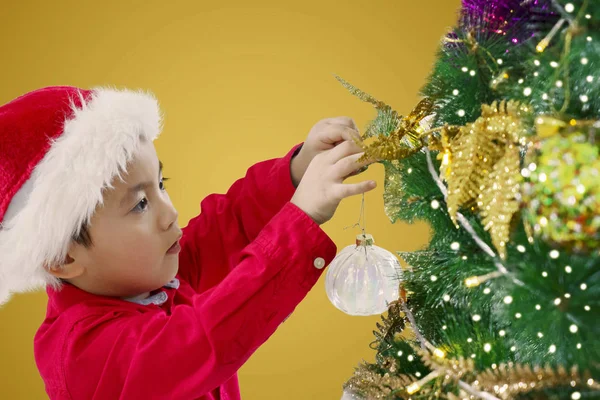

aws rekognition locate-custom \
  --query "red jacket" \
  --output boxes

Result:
[34,143,338,400]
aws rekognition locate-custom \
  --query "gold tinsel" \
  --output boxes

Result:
[474,363,600,400]
[417,347,475,380]
[356,98,435,162]
[335,75,435,162]
[441,100,527,259]
[343,363,415,399]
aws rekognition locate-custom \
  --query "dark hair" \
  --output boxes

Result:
[72,222,93,248]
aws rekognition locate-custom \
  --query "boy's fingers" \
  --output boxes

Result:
[324,125,362,147]
[326,116,357,130]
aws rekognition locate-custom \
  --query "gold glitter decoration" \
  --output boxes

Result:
[370,302,408,352]
[343,363,415,399]
[441,100,527,258]
[335,75,435,162]
[475,363,600,400]
[417,347,475,380]
[353,98,435,162]
[480,144,522,259]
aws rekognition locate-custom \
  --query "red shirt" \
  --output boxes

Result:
[34,143,337,399]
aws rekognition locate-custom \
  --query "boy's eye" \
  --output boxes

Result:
[132,177,169,213]
[133,197,149,213]
[159,176,169,191]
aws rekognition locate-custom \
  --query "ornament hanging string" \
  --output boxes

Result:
[343,193,370,258]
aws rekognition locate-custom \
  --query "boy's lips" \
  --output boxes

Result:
[166,241,181,254]
[166,233,183,254]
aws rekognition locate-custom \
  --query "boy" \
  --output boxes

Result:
[0,86,376,399]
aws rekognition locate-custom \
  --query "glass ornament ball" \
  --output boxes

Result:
[325,233,403,316]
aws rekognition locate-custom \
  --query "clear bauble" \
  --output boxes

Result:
[325,233,403,316]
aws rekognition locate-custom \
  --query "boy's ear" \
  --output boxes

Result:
[45,245,85,279]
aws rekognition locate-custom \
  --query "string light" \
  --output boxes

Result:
[549,345,557,353]
[536,19,566,52]
[464,271,503,287]
[405,371,440,395]
[554,298,562,305]
[472,314,482,322]
[484,343,492,352]
[569,325,578,333]
[406,383,420,394]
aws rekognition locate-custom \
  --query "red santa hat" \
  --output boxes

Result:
[0,86,162,305]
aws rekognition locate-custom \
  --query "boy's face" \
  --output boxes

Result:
[54,139,182,299]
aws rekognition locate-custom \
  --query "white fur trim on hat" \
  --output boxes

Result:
[0,87,162,305]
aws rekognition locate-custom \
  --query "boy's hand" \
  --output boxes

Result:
[291,117,364,187]
[291,140,378,225]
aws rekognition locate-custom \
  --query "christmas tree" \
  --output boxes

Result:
[337,1,599,398]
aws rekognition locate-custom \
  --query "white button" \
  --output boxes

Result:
[313,257,325,269]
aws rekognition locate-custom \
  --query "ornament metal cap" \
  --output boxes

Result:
[356,233,374,246]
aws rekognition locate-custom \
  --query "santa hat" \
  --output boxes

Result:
[0,86,162,305]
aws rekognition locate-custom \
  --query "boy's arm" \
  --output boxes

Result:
[63,202,337,399]
[178,142,305,290]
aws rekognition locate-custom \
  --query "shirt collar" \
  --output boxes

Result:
[123,278,180,306]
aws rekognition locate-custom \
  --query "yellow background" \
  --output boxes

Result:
[0,0,460,398]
